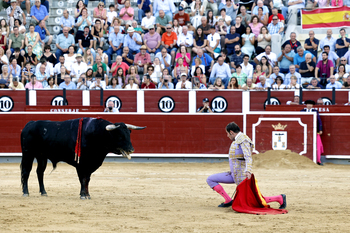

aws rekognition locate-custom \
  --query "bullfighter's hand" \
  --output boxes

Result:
[245,172,251,179]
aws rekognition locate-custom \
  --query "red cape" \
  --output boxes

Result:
[232,174,288,215]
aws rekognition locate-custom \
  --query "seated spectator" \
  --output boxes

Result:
[335,64,349,83]
[299,53,316,85]
[25,75,42,89]
[153,0,176,20]
[231,65,247,86]
[75,8,92,42]
[83,48,94,68]
[254,45,277,67]
[315,51,334,87]
[192,49,214,76]
[304,30,319,58]
[89,74,106,90]
[326,75,342,89]
[177,26,193,54]
[141,75,156,89]
[278,44,295,73]
[172,19,182,37]
[35,63,50,87]
[134,45,151,75]
[286,75,301,89]
[90,20,105,50]
[158,73,174,89]
[249,15,263,39]
[9,76,25,90]
[241,26,255,59]
[76,74,89,90]
[70,54,87,83]
[208,77,225,90]
[74,0,85,21]
[35,20,52,52]
[293,46,315,70]
[6,0,26,28]
[230,44,244,68]
[209,56,231,87]
[224,25,240,56]
[282,0,305,25]
[269,66,284,85]
[156,10,171,35]
[93,2,107,25]
[267,15,284,36]
[224,0,239,26]
[217,8,232,28]
[241,54,254,78]
[7,25,25,58]
[160,68,173,86]
[45,76,59,89]
[141,10,155,32]
[252,0,269,16]
[109,17,124,34]
[8,57,21,78]
[143,25,161,54]
[238,6,251,27]
[335,28,350,58]
[253,64,264,83]
[271,76,286,90]
[124,27,142,55]
[286,95,300,105]
[260,56,272,78]
[93,65,108,81]
[106,26,124,66]
[114,67,126,88]
[191,57,205,76]
[161,24,177,65]
[35,57,53,77]
[342,76,350,89]
[23,45,37,66]
[59,10,75,35]
[92,55,107,74]
[206,26,221,59]
[197,98,213,112]
[120,47,134,66]
[21,62,34,84]
[41,45,55,66]
[256,75,270,90]
[85,68,93,85]
[268,7,284,24]
[12,19,26,35]
[54,27,75,63]
[241,78,256,90]
[284,65,302,85]
[175,72,191,89]
[111,55,129,76]
[10,47,24,68]
[155,48,172,73]
[192,66,207,86]
[151,57,164,83]
[125,65,141,86]
[339,57,350,72]
[193,27,208,55]
[282,32,301,53]
[320,29,336,52]
[257,7,268,26]
[0,19,10,38]
[0,65,12,85]
[317,45,339,68]
[190,0,204,28]
[173,57,188,80]
[124,77,139,89]
[24,25,42,61]
[221,49,231,65]
[58,74,76,89]
[227,76,241,89]
[174,6,190,27]
[119,0,134,30]
[106,77,122,89]
[256,26,271,55]
[175,45,191,68]
[30,0,49,25]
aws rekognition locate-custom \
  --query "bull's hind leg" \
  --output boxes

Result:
[21,153,35,197]
[36,158,48,196]
[77,169,92,199]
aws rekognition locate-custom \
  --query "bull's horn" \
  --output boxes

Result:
[125,124,146,130]
[106,125,120,131]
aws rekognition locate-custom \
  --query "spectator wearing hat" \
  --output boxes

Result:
[134,45,151,74]
[141,75,156,89]
[137,0,153,24]
[175,72,191,89]
[6,0,26,28]
[59,74,76,89]
[153,0,176,21]
[9,76,24,90]
[161,24,178,66]
[197,98,214,113]
[105,26,124,66]
[156,10,172,35]
[141,10,156,32]
[70,54,87,83]
[30,0,49,25]
[124,27,142,55]
[143,25,161,54]
[24,75,43,89]
[174,6,190,27]
[76,26,95,58]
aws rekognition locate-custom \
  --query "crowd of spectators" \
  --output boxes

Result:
[0,0,349,91]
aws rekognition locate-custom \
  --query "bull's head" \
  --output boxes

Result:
[105,123,146,159]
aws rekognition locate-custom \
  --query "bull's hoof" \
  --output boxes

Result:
[22,194,29,197]
[80,195,91,200]
[41,193,48,197]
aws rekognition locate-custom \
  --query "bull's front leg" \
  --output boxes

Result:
[77,170,91,199]
[36,158,48,196]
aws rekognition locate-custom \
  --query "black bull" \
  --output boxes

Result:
[20,117,146,199]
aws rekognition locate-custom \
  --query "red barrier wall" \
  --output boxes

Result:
[0,113,244,154]
[90,90,137,112]
[0,90,26,111]
[36,90,83,106]
[144,90,189,112]
[196,91,242,112]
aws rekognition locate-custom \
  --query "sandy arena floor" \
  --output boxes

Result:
[0,150,349,233]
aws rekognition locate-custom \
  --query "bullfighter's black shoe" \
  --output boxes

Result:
[279,194,287,209]
[218,200,233,207]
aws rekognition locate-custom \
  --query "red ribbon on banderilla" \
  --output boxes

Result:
[74,118,84,164]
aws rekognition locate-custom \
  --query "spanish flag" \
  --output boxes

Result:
[301,6,350,29]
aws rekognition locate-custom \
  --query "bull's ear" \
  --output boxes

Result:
[106,124,120,131]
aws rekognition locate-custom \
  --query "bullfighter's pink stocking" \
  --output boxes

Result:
[213,184,232,203]
[264,195,283,205]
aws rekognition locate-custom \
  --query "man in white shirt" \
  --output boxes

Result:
[240,54,253,79]
[53,56,66,75]
[177,26,193,54]
[255,75,271,90]
[141,10,156,31]
[70,54,87,83]
[155,48,172,73]
[320,29,336,52]
[35,58,54,77]
[253,45,277,67]
[284,64,302,85]
[209,56,231,87]
[206,26,221,59]
[326,75,342,89]
[175,73,192,89]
